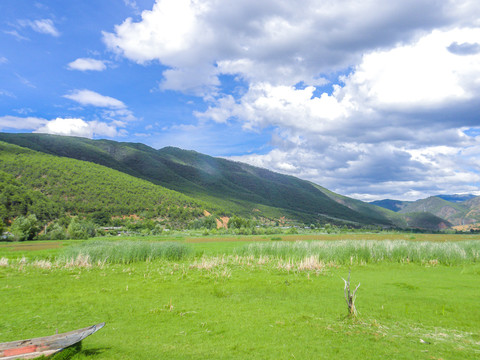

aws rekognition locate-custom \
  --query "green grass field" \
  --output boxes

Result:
[1,235,479,359]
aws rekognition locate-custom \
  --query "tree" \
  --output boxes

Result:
[11,214,40,241]
[45,222,67,240]
[67,217,96,239]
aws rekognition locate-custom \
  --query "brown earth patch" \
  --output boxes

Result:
[215,216,230,229]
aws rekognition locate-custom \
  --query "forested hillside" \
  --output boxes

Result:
[0,141,214,227]
[0,133,396,227]
[0,170,61,223]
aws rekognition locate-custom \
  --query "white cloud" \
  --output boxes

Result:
[104,0,478,92]
[202,28,480,129]
[200,28,480,200]
[15,73,35,88]
[35,118,122,138]
[4,30,29,41]
[19,19,60,37]
[104,0,205,64]
[13,108,33,115]
[0,116,124,139]
[63,90,137,123]
[0,90,15,98]
[0,57,7,64]
[123,0,140,14]
[35,118,92,137]
[64,89,125,109]
[67,58,107,71]
[0,116,47,130]
[102,108,136,122]
[342,28,480,111]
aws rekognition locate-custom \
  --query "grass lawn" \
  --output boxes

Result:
[0,236,479,359]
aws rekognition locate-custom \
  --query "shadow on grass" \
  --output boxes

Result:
[80,347,111,357]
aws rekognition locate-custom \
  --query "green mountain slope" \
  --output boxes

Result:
[402,212,452,231]
[0,133,394,227]
[0,141,212,226]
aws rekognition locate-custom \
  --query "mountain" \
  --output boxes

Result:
[1,132,461,231]
[372,194,480,227]
[0,141,212,226]
[398,196,467,220]
[369,199,411,212]
[0,132,399,227]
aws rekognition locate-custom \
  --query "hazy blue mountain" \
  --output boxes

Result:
[369,199,411,212]
[435,194,476,203]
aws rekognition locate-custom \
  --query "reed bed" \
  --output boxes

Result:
[238,240,480,265]
[61,240,191,264]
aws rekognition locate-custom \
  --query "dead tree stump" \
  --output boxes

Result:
[342,270,360,317]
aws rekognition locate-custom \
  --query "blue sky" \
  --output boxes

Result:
[1,0,480,201]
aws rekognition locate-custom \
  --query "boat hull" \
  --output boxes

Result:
[0,323,105,359]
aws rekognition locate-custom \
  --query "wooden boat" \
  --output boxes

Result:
[0,323,105,359]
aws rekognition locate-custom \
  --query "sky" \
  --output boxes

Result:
[1,0,480,201]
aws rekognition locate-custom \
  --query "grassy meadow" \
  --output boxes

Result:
[0,234,479,359]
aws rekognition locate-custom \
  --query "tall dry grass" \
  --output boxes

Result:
[238,240,480,265]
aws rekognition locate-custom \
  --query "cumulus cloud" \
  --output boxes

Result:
[64,89,125,109]
[0,116,124,138]
[104,0,475,92]
[35,118,120,138]
[35,118,93,137]
[67,58,107,71]
[201,28,480,200]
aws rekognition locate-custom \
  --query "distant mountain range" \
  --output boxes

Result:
[1,132,474,231]
[371,194,480,229]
